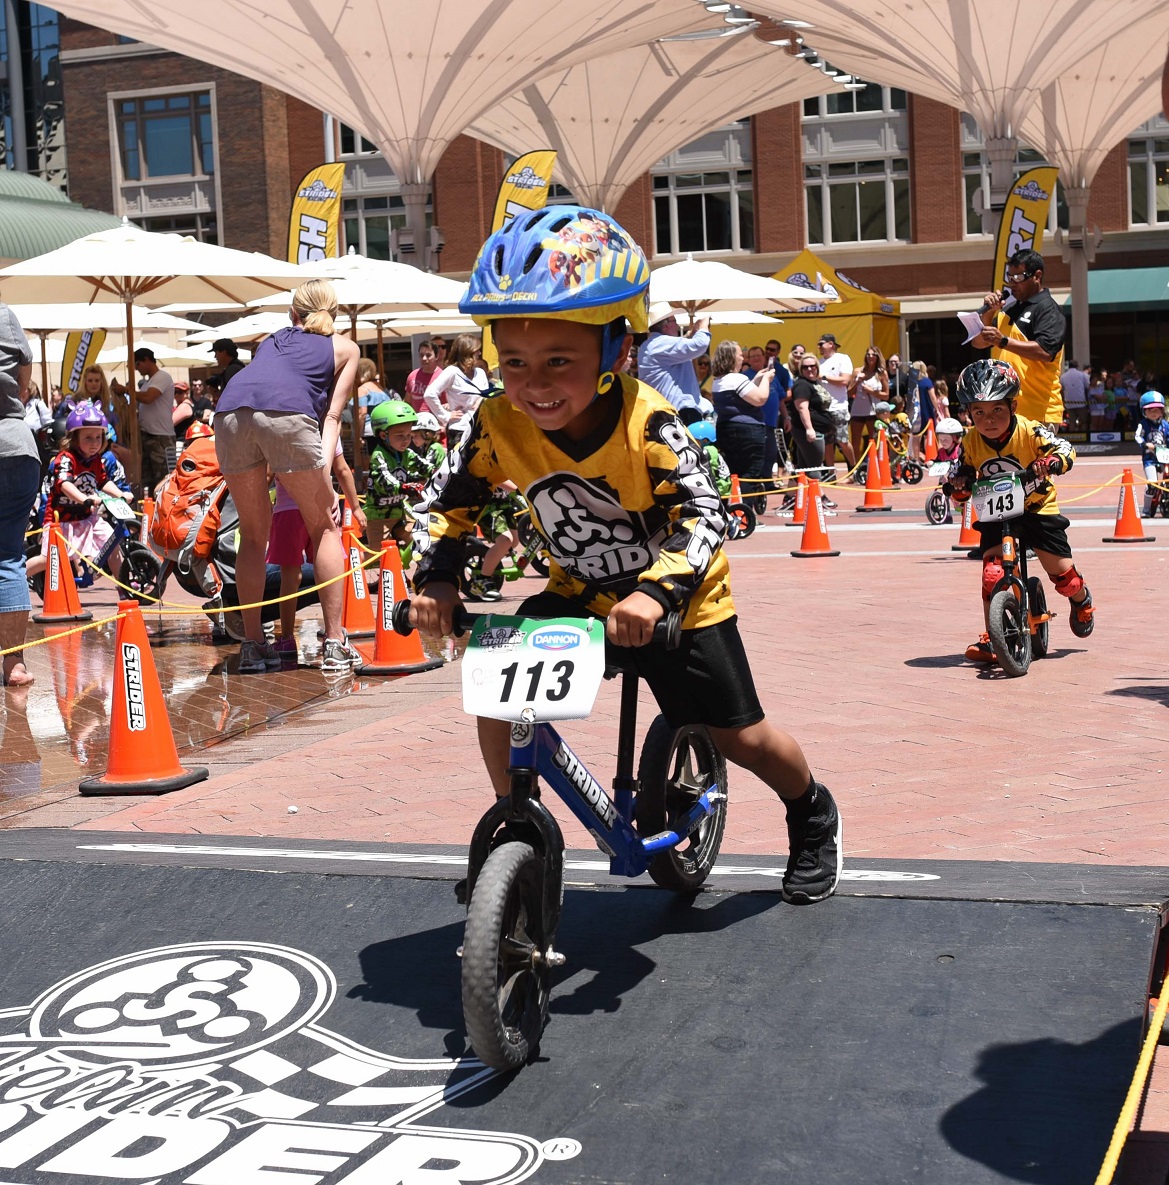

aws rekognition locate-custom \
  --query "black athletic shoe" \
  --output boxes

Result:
[1069,587,1095,638]
[783,784,842,904]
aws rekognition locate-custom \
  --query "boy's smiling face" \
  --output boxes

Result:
[494,318,630,439]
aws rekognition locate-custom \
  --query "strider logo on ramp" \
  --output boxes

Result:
[0,942,571,1183]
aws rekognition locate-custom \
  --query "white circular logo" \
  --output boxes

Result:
[28,941,335,1067]
[541,1138,582,1160]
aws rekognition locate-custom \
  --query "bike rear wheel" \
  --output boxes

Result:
[1027,576,1050,658]
[727,502,757,539]
[902,460,924,485]
[988,587,1031,677]
[635,716,728,892]
[461,842,552,1071]
[122,540,162,599]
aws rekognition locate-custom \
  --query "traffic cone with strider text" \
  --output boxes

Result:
[356,543,444,675]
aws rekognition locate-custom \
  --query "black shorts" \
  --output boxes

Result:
[976,512,1073,559]
[517,591,764,730]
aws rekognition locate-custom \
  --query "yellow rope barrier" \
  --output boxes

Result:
[0,613,123,659]
[1093,969,1169,1185]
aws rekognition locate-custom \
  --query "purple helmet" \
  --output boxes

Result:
[65,401,109,431]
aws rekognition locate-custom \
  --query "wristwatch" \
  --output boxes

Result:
[998,334,1009,350]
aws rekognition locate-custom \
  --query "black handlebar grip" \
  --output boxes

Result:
[391,599,414,636]
[653,611,682,650]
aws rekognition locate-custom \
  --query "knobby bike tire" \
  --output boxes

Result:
[635,716,728,892]
[461,842,552,1072]
[988,587,1031,677]
[1027,576,1050,658]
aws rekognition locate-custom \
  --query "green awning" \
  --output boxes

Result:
[0,169,122,265]
[1063,267,1169,313]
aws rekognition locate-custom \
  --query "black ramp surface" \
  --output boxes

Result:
[0,858,1152,1185]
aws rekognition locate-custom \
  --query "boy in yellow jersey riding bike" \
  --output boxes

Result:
[408,205,841,904]
[944,358,1095,664]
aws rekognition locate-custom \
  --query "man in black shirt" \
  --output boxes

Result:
[974,249,1066,426]
[209,338,246,397]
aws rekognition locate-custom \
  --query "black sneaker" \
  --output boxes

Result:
[783,784,842,904]
[1069,587,1095,638]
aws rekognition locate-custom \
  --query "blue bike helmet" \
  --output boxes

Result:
[689,420,716,444]
[462,205,651,394]
[1140,390,1165,410]
[66,400,109,431]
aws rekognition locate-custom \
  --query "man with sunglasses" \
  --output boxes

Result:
[974,248,1066,427]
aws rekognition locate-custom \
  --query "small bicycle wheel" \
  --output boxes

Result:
[1027,576,1050,658]
[635,716,728,892]
[988,587,1032,677]
[122,541,162,599]
[461,842,552,1072]
[925,490,949,525]
[727,502,757,539]
[902,460,924,485]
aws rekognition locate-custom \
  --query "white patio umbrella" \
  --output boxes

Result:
[650,254,840,316]
[98,342,252,371]
[0,224,302,474]
[185,310,379,345]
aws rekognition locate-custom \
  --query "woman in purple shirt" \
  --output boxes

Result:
[214,279,360,674]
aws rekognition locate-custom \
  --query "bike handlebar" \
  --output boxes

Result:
[391,598,682,650]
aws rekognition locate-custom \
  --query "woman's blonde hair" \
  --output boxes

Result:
[448,333,481,371]
[711,340,740,379]
[81,365,110,407]
[357,357,377,384]
[292,279,338,336]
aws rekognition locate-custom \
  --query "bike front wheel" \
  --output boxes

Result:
[726,502,757,539]
[461,842,552,1072]
[122,541,162,599]
[636,717,728,892]
[988,587,1032,677]
[925,489,949,525]
[901,460,924,485]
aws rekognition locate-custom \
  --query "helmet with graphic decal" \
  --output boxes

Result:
[185,421,214,440]
[65,400,109,431]
[413,411,441,432]
[688,420,716,444]
[461,204,651,396]
[955,358,1019,406]
[370,400,418,433]
[1140,390,1165,410]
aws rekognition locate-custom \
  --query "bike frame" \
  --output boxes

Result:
[464,663,722,911]
[995,522,1051,636]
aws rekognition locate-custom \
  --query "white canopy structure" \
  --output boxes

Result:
[748,0,1165,225]
[650,253,839,315]
[469,29,842,211]
[1018,12,1169,361]
[48,0,723,248]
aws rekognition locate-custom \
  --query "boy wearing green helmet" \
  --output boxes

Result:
[365,398,427,561]
[409,205,842,905]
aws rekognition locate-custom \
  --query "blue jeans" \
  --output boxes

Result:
[0,454,40,613]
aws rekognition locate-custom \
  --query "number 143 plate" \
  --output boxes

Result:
[462,615,606,722]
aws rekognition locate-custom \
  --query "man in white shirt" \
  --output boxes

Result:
[817,333,856,471]
[113,346,175,494]
[1060,358,1090,434]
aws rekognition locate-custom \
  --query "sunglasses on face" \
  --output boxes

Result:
[1004,271,1034,284]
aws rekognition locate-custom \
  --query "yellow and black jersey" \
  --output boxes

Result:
[412,376,734,629]
[991,289,1066,423]
[954,414,1075,515]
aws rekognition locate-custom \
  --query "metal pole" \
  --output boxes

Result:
[4,0,27,171]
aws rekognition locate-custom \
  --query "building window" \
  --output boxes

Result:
[651,121,753,256]
[342,193,432,260]
[960,116,1068,236]
[117,91,213,181]
[1129,119,1169,227]
[802,84,909,245]
[139,213,218,242]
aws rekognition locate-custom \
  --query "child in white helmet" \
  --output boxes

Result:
[1135,391,1168,517]
[411,412,447,480]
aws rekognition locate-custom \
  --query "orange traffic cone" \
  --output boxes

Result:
[356,543,444,675]
[855,443,891,513]
[1104,468,1156,543]
[791,478,840,558]
[730,474,743,503]
[923,422,938,463]
[952,498,982,554]
[340,497,353,530]
[33,520,93,624]
[79,600,208,796]
[340,524,376,638]
[876,429,893,491]
[786,472,808,527]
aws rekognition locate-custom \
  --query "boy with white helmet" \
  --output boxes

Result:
[1134,391,1168,517]
[411,411,447,479]
[408,204,842,905]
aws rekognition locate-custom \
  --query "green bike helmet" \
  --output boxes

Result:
[370,400,418,432]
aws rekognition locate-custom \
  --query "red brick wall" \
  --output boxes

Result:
[432,134,505,272]
[752,105,804,255]
[1086,142,1129,233]
[908,95,964,244]
[613,174,652,252]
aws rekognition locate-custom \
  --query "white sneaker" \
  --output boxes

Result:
[321,637,362,674]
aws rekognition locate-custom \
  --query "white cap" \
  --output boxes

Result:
[648,301,682,328]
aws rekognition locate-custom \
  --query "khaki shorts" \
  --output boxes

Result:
[214,408,324,475]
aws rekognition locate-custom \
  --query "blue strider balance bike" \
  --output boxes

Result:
[393,600,729,1071]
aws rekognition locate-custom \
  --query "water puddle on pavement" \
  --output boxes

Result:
[0,613,373,810]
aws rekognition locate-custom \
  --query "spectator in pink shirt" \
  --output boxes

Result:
[405,340,441,411]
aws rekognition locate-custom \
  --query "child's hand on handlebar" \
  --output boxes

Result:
[606,590,664,648]
[412,582,461,640]
[1027,456,1055,480]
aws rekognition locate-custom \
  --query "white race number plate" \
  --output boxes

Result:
[461,614,606,722]
[971,472,1025,522]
